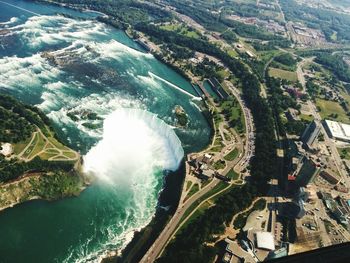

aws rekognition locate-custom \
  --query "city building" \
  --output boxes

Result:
[325,120,350,142]
[319,170,340,185]
[301,120,321,150]
[255,231,275,251]
[294,156,321,187]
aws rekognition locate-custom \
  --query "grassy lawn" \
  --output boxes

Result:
[178,181,230,227]
[28,132,47,160]
[227,169,240,180]
[160,23,200,39]
[22,133,39,159]
[62,151,77,159]
[186,181,193,191]
[316,98,350,124]
[213,159,226,170]
[300,113,314,122]
[184,183,199,201]
[178,201,212,234]
[225,48,238,58]
[338,147,350,160]
[39,152,60,160]
[48,136,71,151]
[13,135,33,155]
[269,68,298,82]
[224,148,239,161]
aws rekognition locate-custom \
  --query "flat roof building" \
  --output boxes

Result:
[325,120,350,142]
[255,232,275,251]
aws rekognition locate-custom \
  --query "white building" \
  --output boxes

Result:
[255,231,275,251]
[325,120,350,142]
[0,143,13,157]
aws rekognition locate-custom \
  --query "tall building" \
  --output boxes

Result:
[301,120,321,150]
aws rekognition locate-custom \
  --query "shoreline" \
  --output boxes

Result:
[5,2,215,262]
[0,158,89,213]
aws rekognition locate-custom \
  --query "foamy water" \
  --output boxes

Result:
[0,9,210,263]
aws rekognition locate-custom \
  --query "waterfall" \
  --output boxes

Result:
[83,108,184,183]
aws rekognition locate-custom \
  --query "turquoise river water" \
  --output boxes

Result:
[0,1,211,262]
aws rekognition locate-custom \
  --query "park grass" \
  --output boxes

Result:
[224,148,239,161]
[213,159,226,170]
[186,181,193,191]
[178,181,230,228]
[338,147,350,160]
[51,156,69,161]
[22,133,39,159]
[217,69,230,80]
[27,132,47,160]
[13,135,33,155]
[62,151,77,159]
[227,169,240,180]
[39,152,60,160]
[45,149,60,154]
[160,23,200,39]
[300,113,314,122]
[316,98,350,124]
[48,136,71,151]
[269,67,298,82]
[226,48,238,58]
[184,183,199,201]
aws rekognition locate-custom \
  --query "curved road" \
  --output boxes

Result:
[140,83,254,263]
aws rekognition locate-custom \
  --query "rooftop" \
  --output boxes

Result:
[325,120,350,142]
[255,231,275,251]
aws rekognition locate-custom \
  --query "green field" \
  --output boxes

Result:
[338,147,350,160]
[22,133,39,159]
[160,23,200,39]
[184,183,199,201]
[269,67,298,82]
[227,169,240,180]
[316,98,350,124]
[300,113,314,122]
[27,132,47,160]
[224,148,239,161]
[13,135,33,155]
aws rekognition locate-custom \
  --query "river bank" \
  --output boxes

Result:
[0,2,212,261]
[0,158,89,213]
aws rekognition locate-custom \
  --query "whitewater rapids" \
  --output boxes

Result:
[83,108,184,184]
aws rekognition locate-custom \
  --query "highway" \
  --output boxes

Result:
[139,81,255,263]
[139,178,220,263]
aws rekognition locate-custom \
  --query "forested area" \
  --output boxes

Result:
[135,22,277,190]
[139,21,278,262]
[315,53,350,82]
[273,53,298,70]
[0,106,33,143]
[39,0,171,25]
[157,184,257,263]
[0,94,51,136]
[0,94,76,184]
[0,156,75,183]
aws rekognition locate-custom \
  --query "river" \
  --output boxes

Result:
[0,1,211,262]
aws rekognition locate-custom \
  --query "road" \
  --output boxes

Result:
[224,81,255,172]
[296,58,350,188]
[139,178,220,263]
[140,81,255,263]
